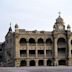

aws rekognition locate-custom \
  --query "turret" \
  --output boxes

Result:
[15,23,19,33]
[67,24,71,31]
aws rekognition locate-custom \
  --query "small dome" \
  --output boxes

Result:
[56,16,63,23]
[15,24,18,28]
[67,24,70,29]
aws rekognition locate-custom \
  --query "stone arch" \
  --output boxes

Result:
[29,60,35,66]
[29,38,36,43]
[46,38,52,45]
[38,60,44,66]
[20,60,27,66]
[37,38,44,43]
[57,38,66,58]
[19,38,27,44]
[57,38,66,45]
[58,60,66,65]
[47,60,52,66]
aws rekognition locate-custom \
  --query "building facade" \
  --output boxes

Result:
[0,15,72,67]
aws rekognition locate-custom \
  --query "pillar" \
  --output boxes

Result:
[67,39,72,66]
[53,38,58,66]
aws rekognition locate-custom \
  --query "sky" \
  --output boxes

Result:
[0,0,72,41]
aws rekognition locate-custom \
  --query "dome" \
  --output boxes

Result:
[15,24,18,28]
[56,16,63,23]
[67,24,70,29]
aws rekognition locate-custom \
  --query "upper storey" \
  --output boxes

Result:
[5,13,72,39]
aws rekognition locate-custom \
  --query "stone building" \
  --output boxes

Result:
[0,14,72,67]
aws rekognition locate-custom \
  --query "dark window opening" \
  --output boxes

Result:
[0,49,2,51]
[20,50,26,57]
[30,60,35,66]
[20,60,27,66]
[29,38,35,44]
[46,50,52,57]
[37,38,44,43]
[38,60,44,66]
[47,60,52,66]
[38,50,44,54]
[58,48,66,52]
[57,38,66,45]
[46,38,52,45]
[29,50,35,54]
[20,38,27,44]
[58,60,66,65]
[0,56,2,62]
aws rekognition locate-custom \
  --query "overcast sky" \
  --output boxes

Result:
[0,0,72,41]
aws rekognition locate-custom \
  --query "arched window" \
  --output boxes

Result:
[38,60,44,66]
[58,60,66,65]
[29,38,35,44]
[57,38,66,58]
[20,60,27,66]
[20,38,27,44]
[46,38,52,45]
[47,60,52,66]
[57,38,66,45]
[30,60,35,66]
[37,38,44,43]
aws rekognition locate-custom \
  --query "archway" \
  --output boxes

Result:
[58,60,66,65]
[46,38,52,45]
[37,38,44,44]
[38,60,44,66]
[29,38,35,44]
[30,60,35,66]
[57,38,66,58]
[20,60,27,66]
[47,60,52,66]
[20,38,27,44]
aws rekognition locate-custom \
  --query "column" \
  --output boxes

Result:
[27,43,29,58]
[68,39,71,66]
[44,59,47,66]
[53,38,58,66]
[36,43,38,58]
[36,59,38,66]
[27,59,29,66]
[44,43,46,58]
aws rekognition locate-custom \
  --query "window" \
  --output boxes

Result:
[20,50,26,57]
[37,38,44,43]
[29,38,35,44]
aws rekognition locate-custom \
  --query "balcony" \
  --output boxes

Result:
[58,54,66,58]
[29,54,36,58]
[20,54,27,57]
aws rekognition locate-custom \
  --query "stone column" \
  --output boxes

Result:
[36,59,38,66]
[15,34,20,67]
[36,43,38,58]
[44,43,46,58]
[27,59,29,66]
[44,59,47,66]
[67,39,71,66]
[27,43,29,58]
[53,38,58,66]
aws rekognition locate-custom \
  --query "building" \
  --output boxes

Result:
[0,14,72,67]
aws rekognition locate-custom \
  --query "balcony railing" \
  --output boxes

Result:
[20,54,27,57]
